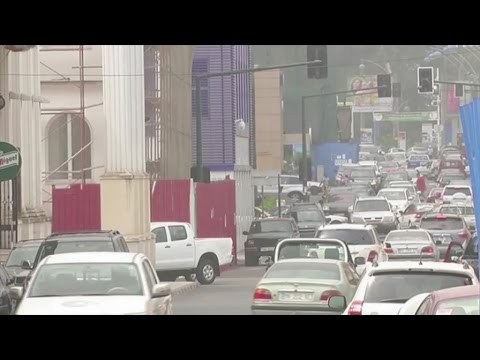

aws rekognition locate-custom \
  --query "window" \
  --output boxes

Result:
[404,205,416,215]
[355,200,390,212]
[6,245,40,267]
[152,227,167,243]
[265,262,340,281]
[168,226,188,241]
[284,177,302,185]
[434,296,480,315]
[342,263,359,286]
[420,217,464,231]
[249,220,293,233]
[278,241,346,262]
[47,114,92,180]
[444,187,471,196]
[416,296,433,315]
[378,191,407,201]
[317,229,374,246]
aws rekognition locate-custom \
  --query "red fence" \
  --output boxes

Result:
[151,180,191,223]
[51,184,101,233]
[196,180,236,256]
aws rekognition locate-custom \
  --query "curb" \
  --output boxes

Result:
[169,282,199,296]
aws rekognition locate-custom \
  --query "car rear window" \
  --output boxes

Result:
[42,240,114,257]
[277,241,347,262]
[265,262,340,280]
[385,232,430,243]
[365,272,473,303]
[434,295,480,315]
[250,220,293,233]
[317,229,375,246]
[386,173,409,181]
[420,217,464,230]
[351,169,375,178]
[410,155,429,161]
[444,187,471,196]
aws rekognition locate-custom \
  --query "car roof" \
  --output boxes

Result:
[319,224,373,230]
[431,285,480,302]
[444,185,471,189]
[368,261,475,274]
[356,197,387,201]
[13,239,43,247]
[423,213,462,219]
[271,258,342,266]
[387,229,430,235]
[41,252,142,265]
[151,222,189,228]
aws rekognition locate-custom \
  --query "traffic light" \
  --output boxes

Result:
[392,82,401,98]
[377,74,392,98]
[454,83,464,98]
[417,67,434,94]
[307,45,328,79]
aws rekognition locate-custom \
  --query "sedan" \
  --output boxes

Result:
[383,230,440,262]
[11,252,172,315]
[251,259,359,315]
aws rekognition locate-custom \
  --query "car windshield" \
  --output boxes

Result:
[39,240,115,262]
[444,187,471,196]
[6,245,40,267]
[386,173,409,181]
[434,295,480,315]
[385,231,430,243]
[379,161,397,168]
[264,262,340,280]
[391,185,415,195]
[351,169,374,178]
[440,206,475,215]
[250,220,292,233]
[364,272,472,303]
[277,241,347,262]
[465,239,478,256]
[420,217,464,230]
[317,229,374,246]
[355,200,389,212]
[291,210,324,222]
[28,263,143,297]
[378,191,406,201]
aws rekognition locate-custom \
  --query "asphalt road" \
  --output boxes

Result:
[173,266,265,315]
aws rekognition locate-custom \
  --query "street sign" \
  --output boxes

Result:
[0,142,22,182]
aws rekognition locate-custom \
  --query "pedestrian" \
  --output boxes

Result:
[416,170,427,198]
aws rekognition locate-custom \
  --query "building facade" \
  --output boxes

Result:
[191,45,256,171]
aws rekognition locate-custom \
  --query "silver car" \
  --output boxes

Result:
[437,204,476,233]
[349,197,398,234]
[383,230,440,262]
[251,259,358,315]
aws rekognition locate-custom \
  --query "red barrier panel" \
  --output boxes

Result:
[151,180,191,223]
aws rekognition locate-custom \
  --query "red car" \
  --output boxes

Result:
[400,285,479,315]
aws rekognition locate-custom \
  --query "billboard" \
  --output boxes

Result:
[348,75,394,113]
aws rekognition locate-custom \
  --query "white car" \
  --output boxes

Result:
[151,222,233,284]
[376,188,413,212]
[349,197,398,234]
[11,252,173,315]
[386,152,407,167]
[438,204,476,232]
[344,261,479,315]
[397,203,435,229]
[251,259,359,315]
[441,185,473,204]
[315,224,387,275]
[261,174,324,200]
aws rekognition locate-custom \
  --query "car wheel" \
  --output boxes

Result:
[309,186,321,195]
[288,191,304,202]
[196,258,217,285]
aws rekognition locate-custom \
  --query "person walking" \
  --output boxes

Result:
[416,170,427,199]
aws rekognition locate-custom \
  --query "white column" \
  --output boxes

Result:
[100,45,154,262]
[102,45,145,174]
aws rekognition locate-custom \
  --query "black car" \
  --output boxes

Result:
[322,187,372,218]
[0,264,14,315]
[243,218,299,267]
[4,240,42,286]
[284,203,326,238]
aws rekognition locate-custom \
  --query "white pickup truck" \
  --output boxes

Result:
[150,222,234,285]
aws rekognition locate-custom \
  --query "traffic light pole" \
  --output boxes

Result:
[300,86,383,191]
[193,60,321,183]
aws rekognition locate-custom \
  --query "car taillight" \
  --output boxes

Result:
[367,250,378,262]
[384,247,394,254]
[253,288,272,302]
[348,300,364,315]
[421,246,434,254]
[436,215,448,220]
[320,290,343,303]
[458,231,470,239]
[415,212,423,219]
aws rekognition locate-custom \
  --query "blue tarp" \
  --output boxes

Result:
[459,98,480,271]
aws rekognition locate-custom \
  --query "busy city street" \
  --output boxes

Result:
[0,45,479,315]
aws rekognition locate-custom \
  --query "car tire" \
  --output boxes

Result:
[309,186,321,195]
[196,258,217,285]
[245,255,257,267]
[288,191,304,202]
[157,272,178,282]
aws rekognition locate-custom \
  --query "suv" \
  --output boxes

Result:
[244,218,299,266]
[345,261,479,315]
[4,240,42,286]
[315,224,387,274]
[419,213,471,259]
[28,230,129,272]
[349,197,398,234]
[285,203,326,238]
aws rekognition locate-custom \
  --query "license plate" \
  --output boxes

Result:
[261,247,275,252]
[399,248,417,254]
[279,292,314,302]
[258,256,272,265]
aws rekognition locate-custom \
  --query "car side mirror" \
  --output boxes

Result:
[328,295,347,311]
[152,284,171,298]
[354,257,366,266]
[242,231,249,236]
[9,286,24,301]
[21,260,32,270]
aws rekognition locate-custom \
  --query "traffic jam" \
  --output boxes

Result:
[248,143,479,315]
